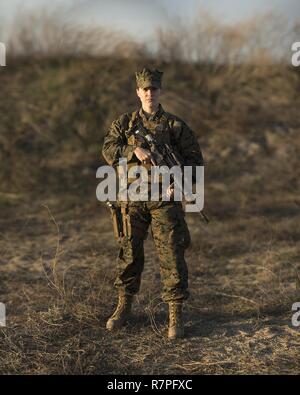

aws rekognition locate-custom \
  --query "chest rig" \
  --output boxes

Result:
[126,109,173,155]
[121,109,179,188]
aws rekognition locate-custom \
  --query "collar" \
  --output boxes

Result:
[139,103,164,123]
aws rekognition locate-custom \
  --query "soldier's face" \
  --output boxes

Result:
[136,87,161,108]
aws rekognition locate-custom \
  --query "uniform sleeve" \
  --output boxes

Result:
[102,118,137,166]
[172,121,204,185]
[177,122,204,167]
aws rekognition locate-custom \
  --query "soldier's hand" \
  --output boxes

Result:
[166,185,174,199]
[134,147,152,164]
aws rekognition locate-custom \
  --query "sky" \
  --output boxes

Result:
[0,0,299,40]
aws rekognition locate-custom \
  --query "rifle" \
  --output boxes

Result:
[128,122,209,224]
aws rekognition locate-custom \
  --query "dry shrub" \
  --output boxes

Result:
[156,9,300,66]
[7,8,126,58]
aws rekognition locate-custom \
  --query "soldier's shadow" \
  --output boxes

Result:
[124,303,289,339]
[130,311,167,327]
[184,305,288,339]
[127,311,225,338]
[127,310,219,338]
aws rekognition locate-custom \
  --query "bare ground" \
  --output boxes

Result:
[0,192,299,375]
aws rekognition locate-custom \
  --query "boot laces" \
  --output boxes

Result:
[112,295,132,318]
[169,302,182,326]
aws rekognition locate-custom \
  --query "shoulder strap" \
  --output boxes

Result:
[128,110,140,131]
[163,113,178,148]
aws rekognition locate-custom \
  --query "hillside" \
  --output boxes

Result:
[0,56,300,374]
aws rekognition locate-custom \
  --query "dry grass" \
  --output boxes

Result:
[0,8,300,375]
[0,190,299,374]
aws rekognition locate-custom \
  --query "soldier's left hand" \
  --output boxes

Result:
[166,185,174,199]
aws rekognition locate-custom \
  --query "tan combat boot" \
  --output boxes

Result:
[168,301,184,339]
[106,294,133,331]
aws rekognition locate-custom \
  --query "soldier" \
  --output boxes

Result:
[102,68,204,339]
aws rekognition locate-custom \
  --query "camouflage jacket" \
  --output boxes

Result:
[102,104,204,179]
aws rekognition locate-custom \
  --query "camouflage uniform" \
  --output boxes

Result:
[102,70,203,303]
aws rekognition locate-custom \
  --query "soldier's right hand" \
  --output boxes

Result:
[134,147,152,164]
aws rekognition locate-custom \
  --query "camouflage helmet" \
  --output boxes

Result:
[135,68,163,89]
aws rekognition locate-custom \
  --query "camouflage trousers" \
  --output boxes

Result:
[114,201,191,302]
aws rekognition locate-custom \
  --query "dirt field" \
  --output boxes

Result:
[0,187,299,374]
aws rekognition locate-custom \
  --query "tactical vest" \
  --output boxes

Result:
[126,109,174,148]
[119,109,177,185]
